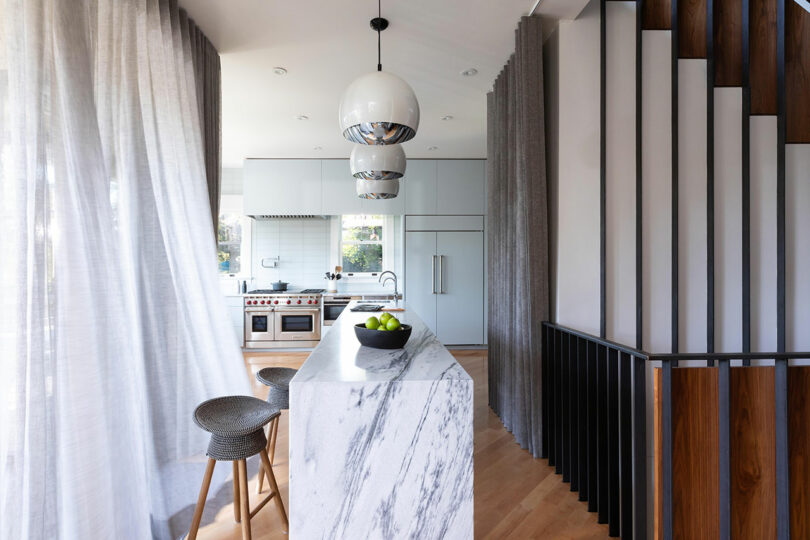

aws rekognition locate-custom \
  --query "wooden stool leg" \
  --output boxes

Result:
[269,415,280,465]
[260,449,288,532]
[233,461,241,523]
[187,458,216,540]
[237,459,252,540]
[256,460,265,494]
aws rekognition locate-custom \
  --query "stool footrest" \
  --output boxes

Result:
[249,491,277,520]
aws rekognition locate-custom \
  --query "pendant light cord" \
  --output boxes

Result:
[377,0,382,71]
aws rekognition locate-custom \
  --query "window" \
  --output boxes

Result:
[217,213,243,274]
[217,194,251,276]
[340,215,385,274]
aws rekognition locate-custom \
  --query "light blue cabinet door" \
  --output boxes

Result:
[437,160,486,215]
[403,160,437,215]
[244,159,322,215]
[321,159,363,215]
[404,231,437,334]
[436,231,484,344]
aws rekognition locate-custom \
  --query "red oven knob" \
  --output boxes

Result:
[297,300,302,304]
[307,300,312,304]
[274,300,278,304]
[260,300,265,304]
[287,300,291,304]
[314,299,318,304]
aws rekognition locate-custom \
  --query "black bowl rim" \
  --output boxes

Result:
[354,322,412,331]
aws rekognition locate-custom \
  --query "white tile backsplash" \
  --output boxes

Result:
[248,216,404,294]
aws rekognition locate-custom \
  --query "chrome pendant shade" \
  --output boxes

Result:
[338,1,419,146]
[356,178,400,199]
[340,72,419,145]
[350,143,406,180]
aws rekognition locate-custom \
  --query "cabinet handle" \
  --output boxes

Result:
[432,255,437,294]
[439,255,444,294]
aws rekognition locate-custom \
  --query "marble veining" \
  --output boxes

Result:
[289,302,474,539]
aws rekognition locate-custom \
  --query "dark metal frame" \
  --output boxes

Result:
[542,321,809,540]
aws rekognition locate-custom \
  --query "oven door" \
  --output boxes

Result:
[322,301,349,326]
[274,308,321,341]
[245,310,274,344]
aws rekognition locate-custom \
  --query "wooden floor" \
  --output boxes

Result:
[195,350,608,539]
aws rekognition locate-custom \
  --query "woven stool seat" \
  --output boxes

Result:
[193,396,279,461]
[256,367,297,410]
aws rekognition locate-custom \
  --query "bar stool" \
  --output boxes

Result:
[255,367,297,493]
[185,395,288,540]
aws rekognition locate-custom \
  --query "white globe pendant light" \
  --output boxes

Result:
[339,2,419,145]
[356,178,400,200]
[350,144,406,180]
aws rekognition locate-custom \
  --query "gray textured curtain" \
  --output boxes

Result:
[188,21,222,237]
[487,15,549,458]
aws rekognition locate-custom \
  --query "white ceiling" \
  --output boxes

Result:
[179,0,535,167]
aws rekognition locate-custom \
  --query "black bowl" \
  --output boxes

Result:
[354,323,412,349]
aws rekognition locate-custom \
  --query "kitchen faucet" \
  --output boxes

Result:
[378,270,399,304]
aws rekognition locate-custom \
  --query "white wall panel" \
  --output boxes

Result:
[677,60,708,353]
[750,116,778,352]
[642,31,672,353]
[554,0,602,335]
[714,88,743,352]
[786,145,810,352]
[605,2,637,347]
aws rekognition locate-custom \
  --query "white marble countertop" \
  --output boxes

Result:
[292,301,469,384]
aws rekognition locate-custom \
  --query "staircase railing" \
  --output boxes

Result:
[542,321,810,539]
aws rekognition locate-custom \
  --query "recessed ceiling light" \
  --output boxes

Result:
[441,115,454,121]
[296,115,309,121]
[427,145,439,151]
[273,67,288,75]
[313,146,323,151]
[461,68,478,77]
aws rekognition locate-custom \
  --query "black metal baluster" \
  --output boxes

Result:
[619,353,633,538]
[632,354,648,539]
[598,345,609,524]
[588,341,599,513]
[557,331,565,476]
[543,325,552,462]
[608,348,620,536]
[579,338,589,501]
[570,335,579,491]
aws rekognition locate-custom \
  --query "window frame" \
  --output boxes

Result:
[332,214,394,281]
[217,194,252,278]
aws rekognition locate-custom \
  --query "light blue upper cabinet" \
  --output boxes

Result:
[321,159,363,215]
[243,159,322,216]
[437,160,486,215]
[404,159,486,216]
[403,160,438,215]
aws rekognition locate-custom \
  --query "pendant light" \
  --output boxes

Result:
[350,144,406,180]
[356,178,400,199]
[339,0,419,145]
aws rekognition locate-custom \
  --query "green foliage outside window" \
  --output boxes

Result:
[341,215,383,273]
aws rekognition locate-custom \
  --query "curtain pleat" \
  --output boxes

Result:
[487,16,549,458]
[0,1,248,538]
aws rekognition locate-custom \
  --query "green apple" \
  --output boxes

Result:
[365,317,380,330]
[379,312,393,324]
[386,317,401,331]
[378,325,388,331]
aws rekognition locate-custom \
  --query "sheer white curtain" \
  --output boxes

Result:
[0,1,249,538]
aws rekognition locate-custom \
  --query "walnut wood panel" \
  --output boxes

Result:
[730,367,777,539]
[643,0,672,30]
[786,0,810,142]
[789,366,810,538]
[714,0,743,86]
[750,0,778,114]
[654,369,663,540]
[679,0,708,57]
[672,368,720,539]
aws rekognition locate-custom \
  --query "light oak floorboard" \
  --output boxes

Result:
[193,349,608,539]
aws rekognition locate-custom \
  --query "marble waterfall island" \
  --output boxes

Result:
[289,303,474,539]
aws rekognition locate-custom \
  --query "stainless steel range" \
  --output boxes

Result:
[244,290,322,349]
